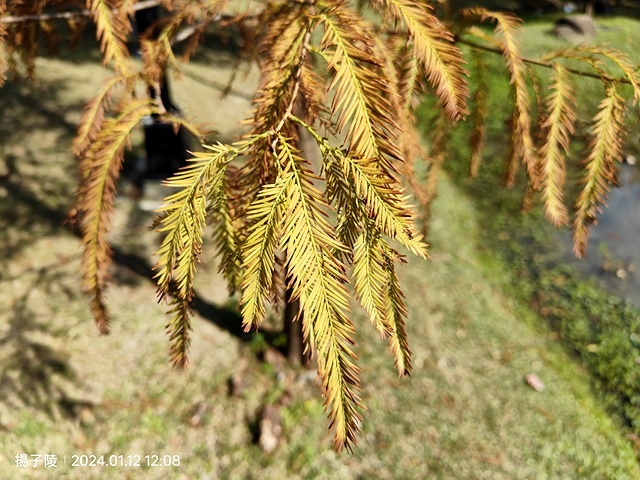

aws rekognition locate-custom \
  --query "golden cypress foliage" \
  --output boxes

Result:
[463,8,537,188]
[72,75,129,157]
[572,84,626,257]
[415,106,450,232]
[456,12,638,261]
[374,0,468,120]
[395,43,426,165]
[320,3,401,167]
[78,99,156,333]
[155,138,265,366]
[539,64,575,227]
[381,243,412,376]
[277,136,363,451]
[4,0,640,451]
[88,0,134,76]
[239,160,291,331]
[0,1,85,79]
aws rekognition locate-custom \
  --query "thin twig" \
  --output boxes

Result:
[0,0,161,24]
[275,30,312,133]
[270,28,313,155]
[0,2,258,50]
[1,8,90,23]
[458,37,632,86]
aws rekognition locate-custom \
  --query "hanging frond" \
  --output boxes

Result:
[165,298,192,368]
[416,105,450,232]
[463,8,537,188]
[298,56,327,126]
[68,15,90,50]
[393,43,431,208]
[235,5,310,224]
[375,0,468,120]
[140,39,168,97]
[352,225,412,377]
[572,84,626,257]
[236,6,314,328]
[155,155,211,364]
[21,21,37,78]
[549,45,640,103]
[345,154,427,257]
[353,225,393,337]
[158,112,214,143]
[324,147,361,256]
[240,170,292,331]
[375,33,405,114]
[315,4,428,265]
[39,18,59,55]
[251,5,309,134]
[381,243,412,377]
[288,117,416,378]
[155,137,265,365]
[79,99,155,334]
[155,140,253,297]
[319,4,402,168]
[396,41,424,117]
[155,145,226,366]
[276,136,362,452]
[465,23,504,51]
[88,0,133,75]
[539,64,575,227]
[293,115,427,258]
[211,165,243,295]
[72,74,129,157]
[155,0,228,66]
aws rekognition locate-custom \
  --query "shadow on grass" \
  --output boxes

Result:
[0,25,285,422]
[0,61,269,348]
[0,164,287,429]
[0,155,71,259]
[1,159,279,349]
[112,248,287,356]
[110,249,254,343]
[0,256,91,425]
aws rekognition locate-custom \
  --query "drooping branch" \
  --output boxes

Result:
[0,0,161,24]
[458,37,635,87]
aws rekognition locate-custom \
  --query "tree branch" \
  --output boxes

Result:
[0,0,161,24]
[457,37,633,86]
[0,1,260,49]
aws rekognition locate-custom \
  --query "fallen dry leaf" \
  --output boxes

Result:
[525,373,545,392]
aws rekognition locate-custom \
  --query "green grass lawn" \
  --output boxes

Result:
[1,14,640,479]
[418,11,640,470]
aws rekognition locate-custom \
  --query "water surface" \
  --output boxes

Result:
[558,163,640,305]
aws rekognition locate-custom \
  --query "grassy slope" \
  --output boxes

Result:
[424,13,640,439]
[4,173,638,480]
[1,25,639,480]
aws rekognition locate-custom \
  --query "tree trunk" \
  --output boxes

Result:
[134,4,187,182]
[282,106,319,368]
[585,0,595,15]
[284,285,304,365]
